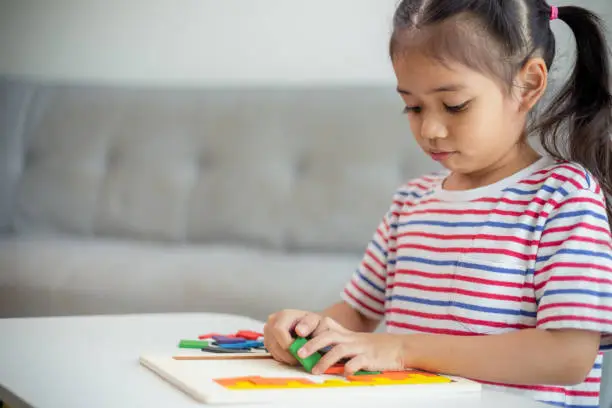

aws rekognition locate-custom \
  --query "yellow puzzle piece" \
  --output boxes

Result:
[216,370,453,390]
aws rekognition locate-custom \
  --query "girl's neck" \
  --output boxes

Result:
[443,144,542,191]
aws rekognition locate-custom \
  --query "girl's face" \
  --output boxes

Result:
[392,50,534,179]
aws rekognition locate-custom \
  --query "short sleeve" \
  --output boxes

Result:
[340,188,404,321]
[534,187,612,351]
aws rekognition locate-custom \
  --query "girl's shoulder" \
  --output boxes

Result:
[389,170,448,206]
[533,157,605,197]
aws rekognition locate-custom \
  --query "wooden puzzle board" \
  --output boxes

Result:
[139,354,482,405]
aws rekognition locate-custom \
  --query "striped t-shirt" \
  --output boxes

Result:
[341,156,612,408]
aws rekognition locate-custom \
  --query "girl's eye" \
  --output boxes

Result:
[403,106,422,114]
[445,101,471,113]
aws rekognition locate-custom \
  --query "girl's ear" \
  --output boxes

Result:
[514,57,549,112]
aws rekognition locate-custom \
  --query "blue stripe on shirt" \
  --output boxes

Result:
[397,220,544,232]
[539,402,598,408]
[355,269,385,294]
[502,185,562,196]
[387,294,537,318]
[370,239,388,258]
[397,190,423,199]
[536,248,612,263]
[543,288,612,298]
[396,256,529,276]
[547,210,608,223]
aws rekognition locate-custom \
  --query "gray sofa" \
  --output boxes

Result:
[0,78,440,320]
[0,78,610,406]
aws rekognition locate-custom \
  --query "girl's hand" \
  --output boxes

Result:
[263,309,349,365]
[296,330,409,375]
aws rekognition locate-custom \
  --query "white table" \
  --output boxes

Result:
[0,313,550,408]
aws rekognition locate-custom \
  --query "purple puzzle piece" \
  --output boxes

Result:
[212,336,246,344]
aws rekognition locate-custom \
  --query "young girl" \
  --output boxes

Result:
[264,1,612,407]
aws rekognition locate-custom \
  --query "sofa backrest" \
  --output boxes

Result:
[0,78,439,253]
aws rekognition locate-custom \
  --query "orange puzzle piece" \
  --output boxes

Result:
[249,377,315,386]
[213,369,454,390]
[214,376,260,387]
[324,365,346,375]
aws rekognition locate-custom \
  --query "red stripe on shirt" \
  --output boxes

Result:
[396,243,536,261]
[538,315,612,326]
[520,173,583,190]
[392,269,533,289]
[539,235,612,249]
[343,288,383,317]
[382,217,391,233]
[531,163,588,183]
[387,308,532,330]
[406,181,431,191]
[386,320,480,336]
[376,226,388,243]
[538,302,612,314]
[478,380,599,397]
[349,280,385,306]
[536,262,612,276]
[534,275,612,291]
[365,249,385,269]
[398,231,539,246]
[361,260,385,282]
[396,208,530,218]
[541,223,612,239]
[389,282,534,303]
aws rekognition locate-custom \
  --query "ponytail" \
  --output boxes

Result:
[535,6,612,228]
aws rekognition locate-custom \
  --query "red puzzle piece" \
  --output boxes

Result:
[235,330,263,340]
[198,333,223,339]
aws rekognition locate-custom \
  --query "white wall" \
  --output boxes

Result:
[0,0,400,86]
[2,0,611,87]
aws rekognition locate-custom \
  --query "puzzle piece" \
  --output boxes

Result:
[288,337,321,373]
[198,333,223,339]
[355,370,382,375]
[217,341,265,350]
[249,377,314,386]
[235,330,263,340]
[212,336,247,344]
[178,339,209,349]
[318,379,356,388]
[214,370,454,391]
[346,371,453,384]
[201,346,255,354]
[214,376,260,387]
[324,365,345,375]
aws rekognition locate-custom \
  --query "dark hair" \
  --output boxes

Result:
[389,1,612,228]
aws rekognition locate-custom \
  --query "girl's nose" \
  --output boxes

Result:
[421,115,448,140]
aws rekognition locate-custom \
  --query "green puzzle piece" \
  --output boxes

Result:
[178,339,209,349]
[288,337,321,373]
[354,370,382,375]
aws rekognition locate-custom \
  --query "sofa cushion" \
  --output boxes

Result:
[0,235,362,321]
[2,80,440,253]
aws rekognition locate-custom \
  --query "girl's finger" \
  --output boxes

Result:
[273,313,307,349]
[294,312,323,338]
[344,355,368,375]
[311,343,357,375]
[267,340,298,365]
[298,331,339,359]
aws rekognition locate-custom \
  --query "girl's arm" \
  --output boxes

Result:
[405,328,601,385]
[321,301,380,333]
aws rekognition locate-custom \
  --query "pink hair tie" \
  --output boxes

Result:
[550,6,559,21]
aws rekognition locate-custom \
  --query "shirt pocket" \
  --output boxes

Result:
[448,253,532,335]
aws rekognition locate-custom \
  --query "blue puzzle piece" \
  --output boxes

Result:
[217,341,265,350]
